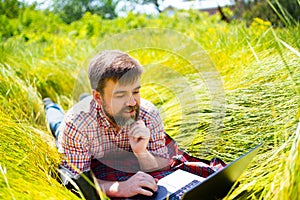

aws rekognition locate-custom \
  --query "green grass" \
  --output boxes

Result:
[0,9,300,199]
[0,113,77,199]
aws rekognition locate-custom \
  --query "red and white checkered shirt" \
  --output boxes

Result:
[58,96,169,175]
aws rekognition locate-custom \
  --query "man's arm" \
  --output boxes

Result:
[61,168,158,199]
[129,120,170,172]
[134,150,169,172]
[97,171,158,198]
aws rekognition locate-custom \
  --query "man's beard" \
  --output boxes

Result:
[102,103,140,127]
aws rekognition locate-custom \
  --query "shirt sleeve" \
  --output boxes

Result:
[57,117,91,176]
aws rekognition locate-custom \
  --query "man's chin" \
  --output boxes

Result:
[123,118,136,126]
[114,111,139,127]
[115,116,137,127]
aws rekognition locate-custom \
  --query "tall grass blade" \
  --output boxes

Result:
[0,165,16,200]
[267,0,290,26]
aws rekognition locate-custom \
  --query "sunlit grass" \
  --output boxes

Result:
[0,112,78,199]
[0,9,300,199]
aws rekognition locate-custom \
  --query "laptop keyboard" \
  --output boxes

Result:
[167,179,200,200]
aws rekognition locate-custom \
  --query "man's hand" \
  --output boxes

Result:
[129,120,150,155]
[97,171,158,198]
[118,171,158,197]
[128,120,169,172]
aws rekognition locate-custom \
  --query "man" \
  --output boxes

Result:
[46,50,170,198]
[44,50,225,199]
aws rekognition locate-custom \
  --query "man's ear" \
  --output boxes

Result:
[92,90,102,106]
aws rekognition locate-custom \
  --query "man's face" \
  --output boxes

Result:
[100,79,141,127]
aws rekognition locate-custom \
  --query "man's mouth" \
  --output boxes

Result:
[123,107,137,114]
[125,109,135,115]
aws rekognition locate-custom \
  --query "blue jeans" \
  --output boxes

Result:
[45,102,65,140]
[45,102,100,200]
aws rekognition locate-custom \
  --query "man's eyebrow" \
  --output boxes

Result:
[134,85,141,90]
[113,85,141,94]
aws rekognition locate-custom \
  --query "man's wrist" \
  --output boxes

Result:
[98,179,127,198]
[115,181,126,197]
[134,150,149,158]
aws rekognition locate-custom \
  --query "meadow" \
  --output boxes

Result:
[0,8,300,199]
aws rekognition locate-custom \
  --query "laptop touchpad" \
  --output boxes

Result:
[127,185,169,200]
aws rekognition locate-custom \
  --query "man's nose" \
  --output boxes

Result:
[127,95,136,106]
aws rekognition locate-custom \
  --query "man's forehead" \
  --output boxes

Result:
[105,79,141,92]
[114,82,141,91]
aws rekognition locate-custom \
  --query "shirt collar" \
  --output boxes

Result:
[90,99,111,129]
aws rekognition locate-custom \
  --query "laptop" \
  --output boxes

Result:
[128,144,262,200]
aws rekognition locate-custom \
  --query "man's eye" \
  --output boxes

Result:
[115,94,125,98]
[133,91,140,94]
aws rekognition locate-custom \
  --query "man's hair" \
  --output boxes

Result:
[88,50,143,94]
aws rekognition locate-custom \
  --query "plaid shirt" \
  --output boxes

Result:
[57,97,169,176]
[91,133,226,182]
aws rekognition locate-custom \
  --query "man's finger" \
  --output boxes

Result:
[138,182,158,196]
[138,187,153,196]
[135,119,145,125]
[137,171,157,185]
[128,125,141,137]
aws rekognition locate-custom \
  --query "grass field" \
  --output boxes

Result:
[0,9,300,199]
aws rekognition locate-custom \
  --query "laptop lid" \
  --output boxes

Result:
[181,144,262,200]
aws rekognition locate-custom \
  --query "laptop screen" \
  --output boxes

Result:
[182,144,262,200]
